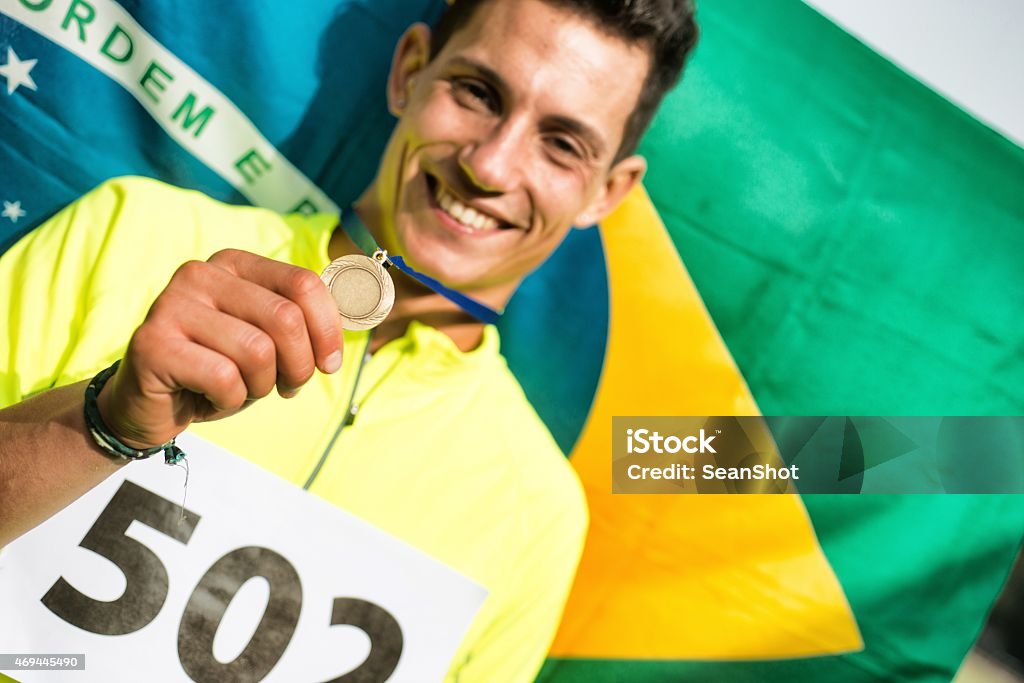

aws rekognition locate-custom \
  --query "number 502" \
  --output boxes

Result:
[42,480,403,682]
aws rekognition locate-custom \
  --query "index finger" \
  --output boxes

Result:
[209,249,343,374]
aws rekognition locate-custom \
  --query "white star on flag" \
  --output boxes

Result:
[0,47,38,96]
[2,201,27,223]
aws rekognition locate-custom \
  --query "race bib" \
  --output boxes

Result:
[0,433,487,682]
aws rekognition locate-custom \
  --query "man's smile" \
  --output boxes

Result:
[425,173,521,235]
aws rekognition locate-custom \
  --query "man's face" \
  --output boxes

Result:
[367,0,649,295]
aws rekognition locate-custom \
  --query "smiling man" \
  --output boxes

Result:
[361,0,650,307]
[0,0,697,680]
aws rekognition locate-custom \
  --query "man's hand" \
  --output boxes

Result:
[96,249,343,449]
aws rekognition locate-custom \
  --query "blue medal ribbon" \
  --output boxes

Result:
[339,209,501,326]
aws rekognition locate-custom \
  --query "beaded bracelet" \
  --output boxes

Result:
[83,360,186,465]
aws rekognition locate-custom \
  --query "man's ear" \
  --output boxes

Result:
[387,23,432,117]
[574,155,647,227]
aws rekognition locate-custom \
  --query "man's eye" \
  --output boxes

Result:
[547,136,583,160]
[452,79,497,112]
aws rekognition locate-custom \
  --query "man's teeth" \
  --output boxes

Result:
[436,186,500,231]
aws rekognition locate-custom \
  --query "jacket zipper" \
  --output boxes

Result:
[303,333,374,490]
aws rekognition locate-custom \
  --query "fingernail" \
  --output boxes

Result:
[324,350,342,374]
[280,386,301,399]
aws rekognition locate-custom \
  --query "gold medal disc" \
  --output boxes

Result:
[320,254,395,331]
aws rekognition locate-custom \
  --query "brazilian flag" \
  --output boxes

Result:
[1,1,1021,682]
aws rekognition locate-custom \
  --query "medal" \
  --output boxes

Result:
[320,250,395,331]
[331,209,502,327]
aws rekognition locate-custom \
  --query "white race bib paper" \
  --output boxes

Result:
[0,433,487,682]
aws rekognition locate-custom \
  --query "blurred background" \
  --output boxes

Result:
[781,4,1024,679]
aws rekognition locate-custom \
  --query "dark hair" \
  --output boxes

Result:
[430,0,699,162]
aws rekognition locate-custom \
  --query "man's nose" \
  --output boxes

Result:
[457,120,528,194]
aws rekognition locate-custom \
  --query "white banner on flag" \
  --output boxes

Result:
[0,0,340,215]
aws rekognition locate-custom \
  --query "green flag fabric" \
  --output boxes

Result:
[540,0,1024,680]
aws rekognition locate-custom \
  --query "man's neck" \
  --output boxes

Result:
[326,220,487,354]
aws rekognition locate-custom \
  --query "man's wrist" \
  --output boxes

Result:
[93,368,156,451]
[86,361,185,464]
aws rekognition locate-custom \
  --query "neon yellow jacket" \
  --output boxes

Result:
[0,177,588,682]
